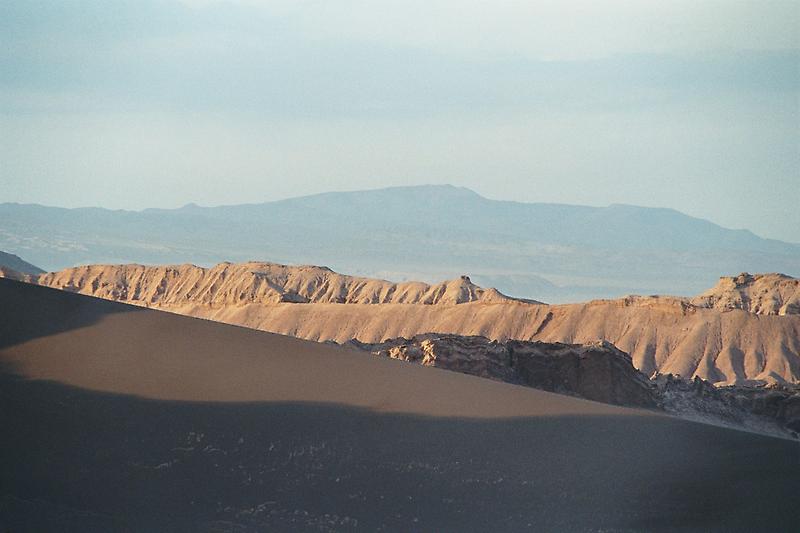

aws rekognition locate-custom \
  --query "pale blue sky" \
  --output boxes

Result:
[1,0,798,242]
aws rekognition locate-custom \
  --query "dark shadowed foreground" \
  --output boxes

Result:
[0,279,798,532]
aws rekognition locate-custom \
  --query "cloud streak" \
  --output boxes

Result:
[1,0,798,242]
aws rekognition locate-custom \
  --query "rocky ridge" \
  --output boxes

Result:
[653,374,800,438]
[33,262,527,306]
[347,335,657,408]
[347,334,800,438]
[690,272,800,316]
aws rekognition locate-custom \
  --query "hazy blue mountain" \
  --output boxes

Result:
[2,185,798,302]
[0,250,44,275]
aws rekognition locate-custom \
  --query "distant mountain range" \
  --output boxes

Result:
[2,185,798,301]
[0,250,44,275]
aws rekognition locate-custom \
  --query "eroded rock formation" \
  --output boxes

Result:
[34,262,527,306]
[349,335,658,408]
[349,334,800,438]
[690,272,800,316]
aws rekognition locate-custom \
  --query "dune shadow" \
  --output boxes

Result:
[0,278,142,350]
[2,277,798,532]
[0,369,798,533]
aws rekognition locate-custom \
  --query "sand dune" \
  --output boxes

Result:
[0,278,612,417]
[26,262,800,386]
[0,278,798,531]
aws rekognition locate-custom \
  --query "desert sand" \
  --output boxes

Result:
[25,262,800,386]
[0,277,798,531]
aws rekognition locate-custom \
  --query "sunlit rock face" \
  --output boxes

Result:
[349,335,658,408]
[33,262,529,306]
[691,272,800,316]
[350,334,800,439]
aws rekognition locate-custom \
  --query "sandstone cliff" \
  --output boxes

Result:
[35,262,526,306]
[348,335,657,408]
[690,272,800,316]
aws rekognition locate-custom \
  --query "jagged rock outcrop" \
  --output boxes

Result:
[348,335,658,408]
[506,339,657,408]
[347,335,518,383]
[350,334,799,438]
[34,262,528,307]
[654,374,800,438]
[690,272,800,316]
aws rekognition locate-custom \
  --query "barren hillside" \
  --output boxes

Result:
[17,262,800,386]
[36,262,525,306]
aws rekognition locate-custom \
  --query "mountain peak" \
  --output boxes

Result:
[381,183,478,193]
[344,184,485,200]
[0,250,45,275]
